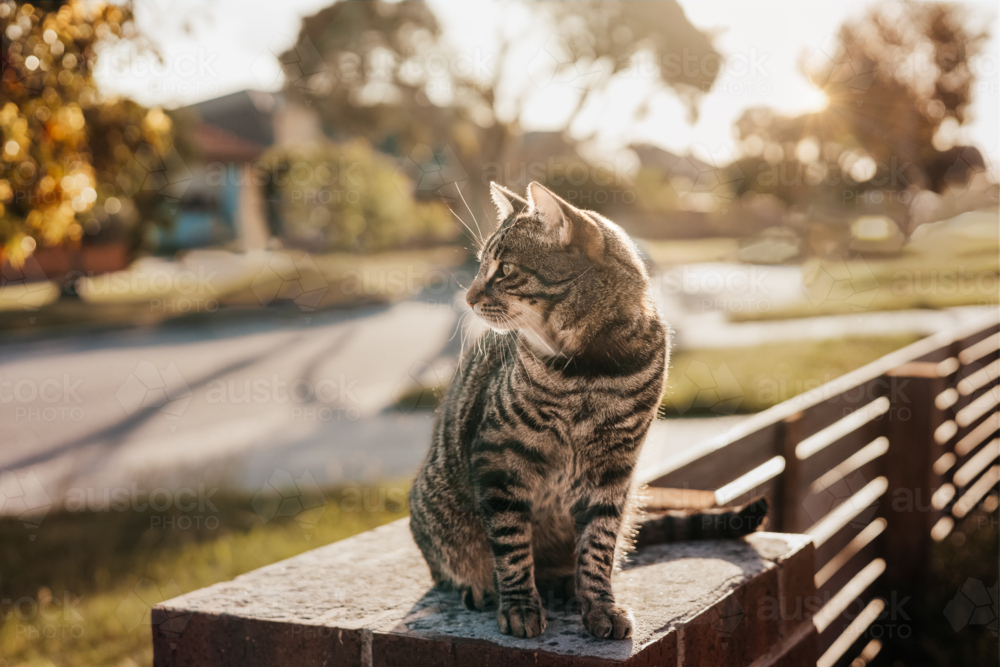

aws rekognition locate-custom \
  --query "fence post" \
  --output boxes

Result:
[883,363,945,588]
[777,411,805,533]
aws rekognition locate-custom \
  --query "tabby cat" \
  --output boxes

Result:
[409,182,762,641]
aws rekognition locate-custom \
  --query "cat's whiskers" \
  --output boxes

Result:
[456,185,485,249]
[449,311,467,377]
[492,310,539,389]
[482,204,497,234]
[472,311,490,360]
[454,310,478,377]
[448,307,470,344]
[560,349,578,372]
[446,204,484,252]
[492,326,511,380]
[564,264,594,287]
[497,313,530,388]
[511,305,563,359]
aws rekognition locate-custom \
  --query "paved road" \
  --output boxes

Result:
[0,299,462,504]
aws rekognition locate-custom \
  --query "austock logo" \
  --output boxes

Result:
[651,264,774,315]
[2,373,85,422]
[802,470,879,529]
[116,577,191,644]
[115,143,193,215]
[802,252,879,311]
[0,469,52,540]
[527,36,604,92]
[93,44,220,82]
[693,593,744,649]
[251,469,328,540]
[668,144,744,212]
[802,32,878,101]
[250,252,329,314]
[116,361,194,430]
[392,360,449,414]
[1,589,85,640]
[944,578,999,636]
[64,482,220,531]
[0,253,56,318]
[395,143,469,201]
[251,35,327,95]
[941,144,1000,207]
[665,361,744,416]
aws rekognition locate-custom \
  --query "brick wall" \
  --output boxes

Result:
[153,520,816,667]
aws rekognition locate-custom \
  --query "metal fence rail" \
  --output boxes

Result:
[643,314,1000,667]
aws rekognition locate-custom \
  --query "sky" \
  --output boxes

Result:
[94,0,1000,167]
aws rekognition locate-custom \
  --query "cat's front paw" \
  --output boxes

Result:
[583,603,633,640]
[497,593,547,638]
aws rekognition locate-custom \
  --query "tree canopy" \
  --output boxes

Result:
[280,1,720,215]
[731,2,991,218]
[1,0,174,264]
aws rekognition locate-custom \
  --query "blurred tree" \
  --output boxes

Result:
[278,0,719,221]
[0,0,175,265]
[731,2,991,222]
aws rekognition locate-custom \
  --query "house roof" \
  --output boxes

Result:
[184,90,281,149]
[630,143,713,180]
[193,123,266,162]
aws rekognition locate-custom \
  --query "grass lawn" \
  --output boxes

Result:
[0,483,409,667]
[660,334,919,415]
[730,245,999,322]
[394,335,920,417]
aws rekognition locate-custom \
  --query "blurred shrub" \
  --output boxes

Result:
[261,140,456,253]
[632,166,682,214]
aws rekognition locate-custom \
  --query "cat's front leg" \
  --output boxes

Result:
[473,456,546,638]
[573,486,634,640]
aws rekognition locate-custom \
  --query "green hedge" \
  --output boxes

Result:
[261,140,456,252]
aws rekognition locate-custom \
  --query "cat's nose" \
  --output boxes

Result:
[466,286,483,309]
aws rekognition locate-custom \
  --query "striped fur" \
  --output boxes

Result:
[409,182,668,640]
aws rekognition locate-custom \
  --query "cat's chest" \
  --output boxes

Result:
[531,469,577,519]
[492,363,637,456]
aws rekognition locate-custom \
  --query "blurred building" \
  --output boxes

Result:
[630,143,712,183]
[158,90,323,253]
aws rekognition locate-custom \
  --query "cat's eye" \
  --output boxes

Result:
[501,263,514,277]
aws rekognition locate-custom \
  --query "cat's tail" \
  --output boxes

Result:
[634,496,769,547]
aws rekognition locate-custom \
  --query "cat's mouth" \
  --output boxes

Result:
[474,305,515,330]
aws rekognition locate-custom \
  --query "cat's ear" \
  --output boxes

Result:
[490,182,527,221]
[527,182,604,260]
[527,182,572,244]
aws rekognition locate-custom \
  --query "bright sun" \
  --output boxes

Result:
[801,86,830,112]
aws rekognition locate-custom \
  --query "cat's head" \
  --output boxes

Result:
[466,181,650,357]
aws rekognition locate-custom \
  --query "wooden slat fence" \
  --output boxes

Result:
[642,314,1000,667]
